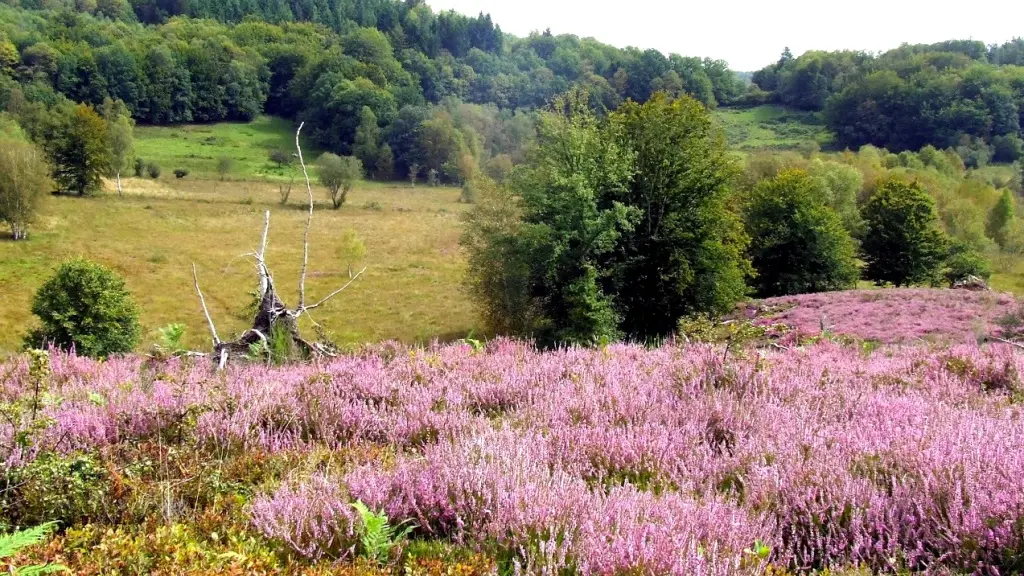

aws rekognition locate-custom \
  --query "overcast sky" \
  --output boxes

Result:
[425,0,1024,71]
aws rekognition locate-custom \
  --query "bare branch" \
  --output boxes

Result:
[296,122,314,310]
[192,263,220,345]
[257,210,270,297]
[300,267,367,313]
[992,337,1024,351]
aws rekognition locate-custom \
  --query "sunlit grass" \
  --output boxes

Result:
[713,104,833,152]
[0,177,477,352]
[133,116,323,181]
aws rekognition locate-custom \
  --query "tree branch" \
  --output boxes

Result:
[192,263,220,345]
[300,267,367,313]
[256,210,271,297]
[296,122,314,310]
[992,337,1024,351]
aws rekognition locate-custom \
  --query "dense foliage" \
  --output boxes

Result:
[465,91,749,344]
[751,41,1024,155]
[861,180,948,287]
[0,133,50,240]
[0,0,744,178]
[5,325,1024,573]
[26,258,141,357]
[745,169,859,296]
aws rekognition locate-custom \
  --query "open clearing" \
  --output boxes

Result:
[133,116,323,181]
[713,104,833,152]
[0,177,476,352]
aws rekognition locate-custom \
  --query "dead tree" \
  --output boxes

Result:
[192,123,366,369]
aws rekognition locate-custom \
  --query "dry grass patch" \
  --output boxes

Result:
[0,177,476,352]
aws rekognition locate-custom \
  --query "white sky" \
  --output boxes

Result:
[426,0,1024,71]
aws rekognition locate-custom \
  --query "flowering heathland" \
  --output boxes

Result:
[3,334,1024,574]
[747,288,1018,344]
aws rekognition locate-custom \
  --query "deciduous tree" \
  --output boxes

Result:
[48,104,112,196]
[745,170,859,296]
[101,98,134,196]
[862,180,948,287]
[0,138,51,240]
[318,153,362,209]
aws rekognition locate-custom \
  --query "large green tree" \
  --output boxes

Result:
[862,180,948,287]
[746,170,859,296]
[48,104,112,196]
[464,90,750,345]
[352,106,382,176]
[608,92,750,338]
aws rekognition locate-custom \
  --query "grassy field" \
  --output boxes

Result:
[0,177,476,352]
[713,104,834,152]
[134,116,323,181]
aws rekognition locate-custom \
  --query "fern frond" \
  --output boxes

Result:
[0,523,58,560]
[17,563,70,576]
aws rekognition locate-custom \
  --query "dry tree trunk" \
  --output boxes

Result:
[191,123,366,370]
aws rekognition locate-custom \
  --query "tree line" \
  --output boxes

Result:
[464,89,1014,346]
[0,1,745,181]
[747,40,1024,161]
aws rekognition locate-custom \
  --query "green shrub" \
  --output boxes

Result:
[944,242,991,286]
[133,157,145,177]
[745,169,859,296]
[862,180,948,287]
[1,453,109,528]
[26,259,140,357]
[146,162,161,179]
[173,168,188,179]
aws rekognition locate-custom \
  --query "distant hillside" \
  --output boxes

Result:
[749,41,1024,159]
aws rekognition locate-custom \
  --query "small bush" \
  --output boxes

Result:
[146,162,161,179]
[1,453,109,527]
[26,258,141,357]
[216,157,234,181]
[134,157,145,177]
[268,149,290,168]
[944,242,991,287]
[173,168,188,179]
[459,180,476,204]
[427,169,439,187]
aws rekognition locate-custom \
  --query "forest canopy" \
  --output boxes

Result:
[749,40,1024,158]
[0,0,745,177]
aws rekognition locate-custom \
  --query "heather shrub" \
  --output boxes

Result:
[25,258,140,357]
[146,162,160,179]
[249,473,357,560]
